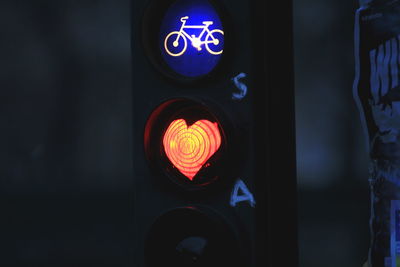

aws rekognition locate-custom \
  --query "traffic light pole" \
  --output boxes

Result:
[252,1,298,266]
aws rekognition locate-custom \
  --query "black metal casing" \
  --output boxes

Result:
[131,0,298,266]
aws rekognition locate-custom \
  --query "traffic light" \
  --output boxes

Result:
[132,0,298,266]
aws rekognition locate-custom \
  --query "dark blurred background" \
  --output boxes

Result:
[0,1,133,266]
[294,1,370,267]
[0,0,369,266]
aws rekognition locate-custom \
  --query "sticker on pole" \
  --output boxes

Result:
[230,179,256,208]
[159,0,224,78]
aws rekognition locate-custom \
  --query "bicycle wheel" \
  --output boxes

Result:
[205,29,224,55]
[164,31,187,57]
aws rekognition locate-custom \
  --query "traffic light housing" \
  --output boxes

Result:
[132,0,298,266]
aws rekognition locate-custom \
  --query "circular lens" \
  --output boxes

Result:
[145,207,242,267]
[144,98,234,190]
[159,0,225,78]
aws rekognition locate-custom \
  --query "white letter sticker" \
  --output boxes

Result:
[231,73,248,100]
[230,179,256,207]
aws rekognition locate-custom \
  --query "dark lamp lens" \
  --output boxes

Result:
[145,207,242,267]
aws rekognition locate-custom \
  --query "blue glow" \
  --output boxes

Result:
[159,0,224,78]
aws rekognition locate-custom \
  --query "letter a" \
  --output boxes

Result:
[230,179,256,207]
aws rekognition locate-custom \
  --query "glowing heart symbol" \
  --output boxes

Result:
[163,119,222,180]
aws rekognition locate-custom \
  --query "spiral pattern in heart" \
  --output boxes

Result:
[163,119,222,180]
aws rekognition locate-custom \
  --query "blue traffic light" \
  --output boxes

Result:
[159,0,224,78]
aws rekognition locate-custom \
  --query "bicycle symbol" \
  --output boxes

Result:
[164,16,224,57]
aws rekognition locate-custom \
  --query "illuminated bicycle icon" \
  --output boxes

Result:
[164,16,224,57]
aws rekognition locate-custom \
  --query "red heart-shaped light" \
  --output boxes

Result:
[163,119,222,180]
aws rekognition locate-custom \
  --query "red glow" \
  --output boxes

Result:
[163,119,221,180]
